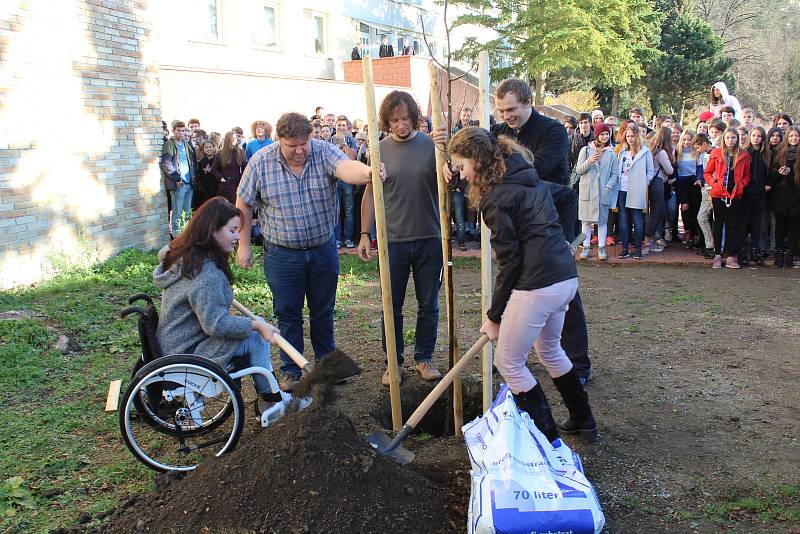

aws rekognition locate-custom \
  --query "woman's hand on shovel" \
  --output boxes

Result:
[253,319,280,344]
[480,318,500,342]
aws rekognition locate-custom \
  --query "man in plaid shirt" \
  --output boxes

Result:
[236,112,383,391]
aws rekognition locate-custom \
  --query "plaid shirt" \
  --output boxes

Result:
[238,139,347,249]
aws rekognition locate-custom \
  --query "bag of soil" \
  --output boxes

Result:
[463,384,605,534]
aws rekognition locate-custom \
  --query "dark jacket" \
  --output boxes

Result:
[492,109,570,185]
[744,147,768,199]
[351,47,361,60]
[194,155,219,208]
[768,149,800,217]
[160,137,196,191]
[212,151,245,204]
[480,153,578,323]
[569,130,594,170]
[379,44,394,58]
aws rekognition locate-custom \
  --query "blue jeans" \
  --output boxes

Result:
[334,181,355,242]
[452,190,466,241]
[618,191,644,251]
[170,184,193,236]
[646,178,664,239]
[665,186,677,235]
[230,331,275,394]
[264,234,339,377]
[381,238,443,364]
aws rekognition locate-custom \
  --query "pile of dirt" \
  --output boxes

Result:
[104,406,461,534]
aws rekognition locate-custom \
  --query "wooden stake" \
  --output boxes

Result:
[429,62,463,435]
[478,51,494,412]
[105,379,122,412]
[363,57,403,431]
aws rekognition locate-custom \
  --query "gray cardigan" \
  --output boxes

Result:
[153,259,251,367]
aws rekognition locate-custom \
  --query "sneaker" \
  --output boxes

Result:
[279,373,300,392]
[606,236,616,246]
[598,247,607,260]
[381,367,406,387]
[641,243,650,256]
[703,248,716,259]
[712,255,723,269]
[618,250,631,259]
[336,240,342,249]
[656,238,667,248]
[579,246,590,260]
[650,243,664,253]
[632,248,643,259]
[590,235,598,245]
[725,256,740,269]
[664,228,673,242]
[415,361,442,381]
[457,240,467,251]
[344,239,356,249]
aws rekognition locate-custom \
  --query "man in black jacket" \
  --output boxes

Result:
[491,78,591,384]
[379,36,394,58]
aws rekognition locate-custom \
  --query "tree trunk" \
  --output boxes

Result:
[611,86,621,117]
[679,99,686,126]
[534,71,547,107]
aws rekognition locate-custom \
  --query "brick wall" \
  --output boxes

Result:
[0,0,164,288]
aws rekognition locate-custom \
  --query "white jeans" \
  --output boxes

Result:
[697,185,714,249]
[582,222,607,248]
[494,278,579,395]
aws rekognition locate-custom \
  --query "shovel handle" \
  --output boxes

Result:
[231,299,312,372]
[405,335,490,430]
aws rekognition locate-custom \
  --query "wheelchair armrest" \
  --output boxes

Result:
[120,306,147,319]
[128,293,155,305]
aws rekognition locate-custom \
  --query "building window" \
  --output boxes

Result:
[188,0,221,43]
[252,1,278,49]
[304,10,327,56]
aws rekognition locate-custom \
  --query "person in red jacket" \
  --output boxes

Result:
[704,127,751,269]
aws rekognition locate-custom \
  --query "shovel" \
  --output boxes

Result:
[366,334,490,464]
[231,299,361,389]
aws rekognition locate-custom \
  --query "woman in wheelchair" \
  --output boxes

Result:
[153,196,283,416]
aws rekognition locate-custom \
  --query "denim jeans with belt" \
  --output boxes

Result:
[264,234,339,378]
[381,238,443,364]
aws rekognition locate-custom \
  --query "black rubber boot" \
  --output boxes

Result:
[513,384,560,443]
[774,249,785,268]
[551,369,598,443]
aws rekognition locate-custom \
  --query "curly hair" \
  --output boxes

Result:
[448,126,533,208]
[378,91,420,134]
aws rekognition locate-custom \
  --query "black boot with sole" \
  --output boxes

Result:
[552,369,598,443]
[513,384,560,443]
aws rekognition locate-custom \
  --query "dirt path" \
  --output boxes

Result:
[237,264,799,533]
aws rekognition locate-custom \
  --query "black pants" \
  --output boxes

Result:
[678,181,702,237]
[712,198,740,256]
[775,212,800,253]
[737,196,766,254]
[562,290,590,379]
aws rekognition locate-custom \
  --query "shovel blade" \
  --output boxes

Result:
[365,430,415,465]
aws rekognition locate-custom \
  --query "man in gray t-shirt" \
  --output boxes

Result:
[358,91,443,386]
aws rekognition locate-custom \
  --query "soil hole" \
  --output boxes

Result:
[373,378,486,436]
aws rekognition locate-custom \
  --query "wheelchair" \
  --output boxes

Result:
[118,293,289,473]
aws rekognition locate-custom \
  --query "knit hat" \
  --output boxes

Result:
[699,111,715,122]
[593,123,612,138]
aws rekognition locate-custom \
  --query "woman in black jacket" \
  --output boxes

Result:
[740,127,769,265]
[768,125,800,267]
[193,140,219,209]
[447,127,597,444]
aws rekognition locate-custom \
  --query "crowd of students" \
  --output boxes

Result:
[567,82,799,268]
[159,80,799,269]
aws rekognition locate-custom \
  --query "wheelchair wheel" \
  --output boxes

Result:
[129,356,236,436]
[119,354,244,472]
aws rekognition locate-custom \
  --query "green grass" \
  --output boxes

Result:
[704,484,800,526]
[0,248,384,532]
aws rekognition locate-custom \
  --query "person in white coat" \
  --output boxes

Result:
[710,82,742,120]
[576,123,619,260]
[616,125,654,259]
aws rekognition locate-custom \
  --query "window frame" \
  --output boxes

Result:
[303,9,329,58]
[251,0,280,51]
[186,0,224,45]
